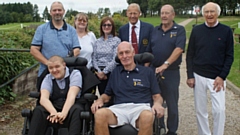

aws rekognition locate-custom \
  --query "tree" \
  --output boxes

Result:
[96,8,103,18]
[103,8,111,17]
[127,0,148,17]
[148,0,161,16]
[33,4,40,22]
[42,6,50,21]
[65,9,78,20]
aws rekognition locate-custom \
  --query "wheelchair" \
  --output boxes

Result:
[107,52,165,135]
[21,57,100,135]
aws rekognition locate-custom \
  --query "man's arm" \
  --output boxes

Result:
[58,85,80,123]
[30,46,49,65]
[151,94,164,118]
[73,48,80,57]
[40,89,58,123]
[91,94,111,114]
[156,47,184,74]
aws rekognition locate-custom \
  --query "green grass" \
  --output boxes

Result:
[0,22,43,30]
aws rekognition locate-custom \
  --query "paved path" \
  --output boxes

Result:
[175,19,240,135]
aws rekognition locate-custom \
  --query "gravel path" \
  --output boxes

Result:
[176,19,240,135]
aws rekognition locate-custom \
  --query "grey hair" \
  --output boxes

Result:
[50,1,65,11]
[201,2,221,16]
[127,3,141,13]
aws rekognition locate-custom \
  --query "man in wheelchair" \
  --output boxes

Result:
[28,55,83,135]
[91,42,165,135]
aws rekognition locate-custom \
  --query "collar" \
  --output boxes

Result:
[51,67,69,80]
[50,19,67,30]
[129,20,140,28]
[120,65,140,73]
[101,34,113,40]
[205,21,219,27]
[158,21,178,31]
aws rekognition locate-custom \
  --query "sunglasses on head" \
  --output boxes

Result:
[102,24,112,27]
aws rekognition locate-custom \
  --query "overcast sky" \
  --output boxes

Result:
[0,0,129,14]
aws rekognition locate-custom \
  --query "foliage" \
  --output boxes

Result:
[0,29,37,104]
[42,6,51,21]
[0,2,40,25]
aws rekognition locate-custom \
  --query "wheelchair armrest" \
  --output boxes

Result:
[21,108,32,117]
[29,91,40,98]
[84,93,98,101]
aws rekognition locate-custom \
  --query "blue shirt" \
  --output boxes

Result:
[105,65,161,104]
[92,35,121,74]
[147,22,186,69]
[41,67,82,98]
[31,20,81,76]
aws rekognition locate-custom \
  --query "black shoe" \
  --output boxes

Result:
[166,132,177,135]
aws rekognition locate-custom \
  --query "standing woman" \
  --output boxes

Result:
[92,17,121,95]
[74,12,97,69]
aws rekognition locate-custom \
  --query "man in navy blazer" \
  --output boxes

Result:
[119,3,154,54]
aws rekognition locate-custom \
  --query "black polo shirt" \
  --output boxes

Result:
[105,65,161,105]
[147,22,186,69]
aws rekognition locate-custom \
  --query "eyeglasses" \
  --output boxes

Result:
[102,24,112,27]
[77,19,87,23]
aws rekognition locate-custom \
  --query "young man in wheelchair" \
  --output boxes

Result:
[28,55,83,135]
[91,41,165,135]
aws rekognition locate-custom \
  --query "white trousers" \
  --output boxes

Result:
[194,73,225,135]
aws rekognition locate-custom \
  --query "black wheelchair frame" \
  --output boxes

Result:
[21,57,100,135]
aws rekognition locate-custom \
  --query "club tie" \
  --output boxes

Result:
[131,25,138,54]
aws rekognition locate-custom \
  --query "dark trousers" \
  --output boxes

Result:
[28,104,84,135]
[159,69,180,134]
[97,73,110,95]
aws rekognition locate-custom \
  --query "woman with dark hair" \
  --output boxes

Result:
[92,17,121,95]
[74,12,96,69]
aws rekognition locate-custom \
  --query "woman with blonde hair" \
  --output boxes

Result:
[74,12,96,69]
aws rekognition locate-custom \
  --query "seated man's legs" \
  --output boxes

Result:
[64,104,84,135]
[28,106,49,135]
[136,110,154,135]
[94,103,154,135]
[94,108,118,135]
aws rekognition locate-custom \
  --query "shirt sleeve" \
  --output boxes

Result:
[186,28,196,79]
[176,25,186,50]
[71,27,81,50]
[40,74,53,94]
[69,70,82,89]
[92,39,101,72]
[31,25,43,46]
[149,68,161,95]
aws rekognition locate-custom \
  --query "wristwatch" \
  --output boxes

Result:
[164,61,170,66]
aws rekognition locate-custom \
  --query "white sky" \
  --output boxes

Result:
[0,0,129,14]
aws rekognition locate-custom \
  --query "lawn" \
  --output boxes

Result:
[0,22,43,30]
[140,16,187,26]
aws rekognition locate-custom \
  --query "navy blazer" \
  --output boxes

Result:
[118,21,154,54]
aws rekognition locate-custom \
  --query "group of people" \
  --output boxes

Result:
[28,1,234,135]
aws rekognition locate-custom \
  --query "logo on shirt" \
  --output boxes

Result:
[133,78,143,86]
[142,39,148,46]
[170,32,177,38]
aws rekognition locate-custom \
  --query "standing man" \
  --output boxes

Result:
[186,2,234,135]
[30,1,80,89]
[118,3,153,54]
[147,4,186,135]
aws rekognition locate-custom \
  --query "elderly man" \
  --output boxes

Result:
[28,55,83,135]
[30,1,80,89]
[186,2,234,135]
[147,4,186,135]
[91,41,164,135]
[118,3,154,54]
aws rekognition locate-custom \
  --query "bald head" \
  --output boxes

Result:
[161,4,175,13]
[117,41,134,53]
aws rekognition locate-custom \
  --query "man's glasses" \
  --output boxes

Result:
[102,24,112,27]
